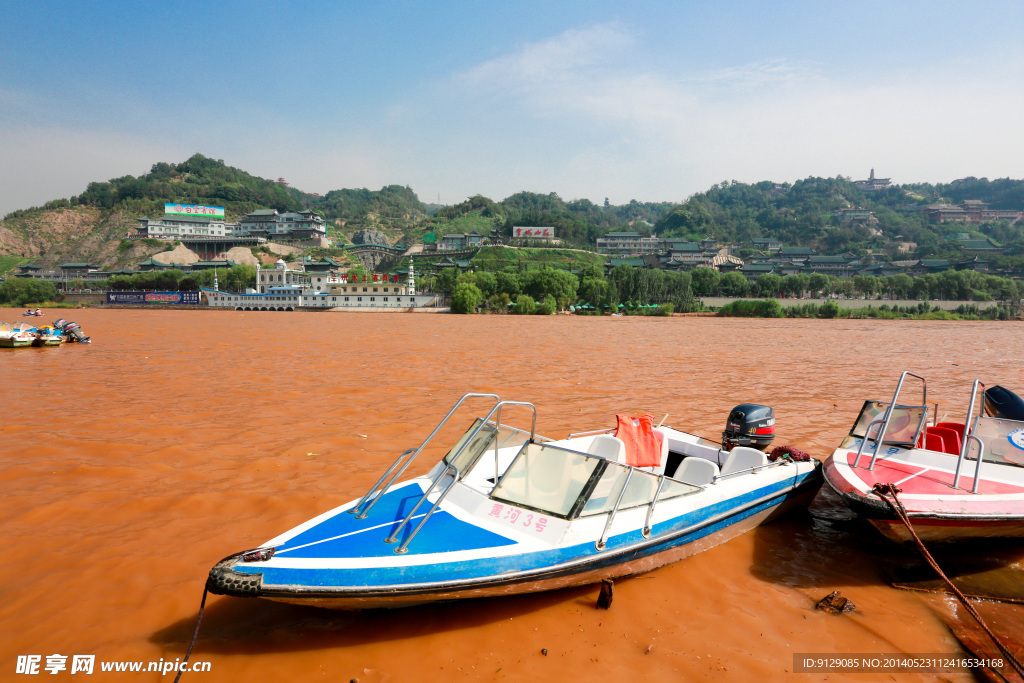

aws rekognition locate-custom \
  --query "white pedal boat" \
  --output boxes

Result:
[208,394,822,609]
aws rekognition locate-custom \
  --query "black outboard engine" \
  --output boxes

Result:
[54,319,90,343]
[984,386,1024,422]
[722,404,776,451]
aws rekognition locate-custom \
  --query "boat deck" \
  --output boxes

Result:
[841,449,1024,497]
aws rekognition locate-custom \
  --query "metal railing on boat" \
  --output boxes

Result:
[711,458,786,483]
[596,468,633,550]
[855,374,991,494]
[351,395,538,554]
[953,380,987,493]
[855,370,928,470]
[349,393,501,519]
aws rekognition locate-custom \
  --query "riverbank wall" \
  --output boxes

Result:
[700,297,1000,311]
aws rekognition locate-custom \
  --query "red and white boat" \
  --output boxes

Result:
[823,371,1024,543]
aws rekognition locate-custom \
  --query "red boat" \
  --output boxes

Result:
[823,372,1024,543]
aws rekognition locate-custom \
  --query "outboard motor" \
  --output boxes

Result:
[984,386,1024,422]
[56,319,91,343]
[722,404,776,451]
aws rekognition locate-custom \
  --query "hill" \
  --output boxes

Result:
[0,154,432,271]
[653,176,1024,261]
[2,154,1023,275]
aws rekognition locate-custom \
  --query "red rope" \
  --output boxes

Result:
[872,483,1024,679]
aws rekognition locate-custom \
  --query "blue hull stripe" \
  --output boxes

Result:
[273,485,517,558]
[238,471,818,592]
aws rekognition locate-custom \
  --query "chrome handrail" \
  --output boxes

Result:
[642,475,667,538]
[853,418,886,468]
[388,464,461,554]
[597,468,633,550]
[349,392,501,519]
[490,401,539,484]
[349,448,416,518]
[867,371,927,471]
[953,380,985,490]
[567,427,615,439]
[711,458,784,484]
[384,398,538,553]
[966,434,986,494]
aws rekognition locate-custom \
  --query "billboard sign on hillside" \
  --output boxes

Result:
[513,226,554,239]
[164,203,225,219]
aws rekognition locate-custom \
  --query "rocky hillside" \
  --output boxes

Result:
[0,207,171,269]
[0,154,430,273]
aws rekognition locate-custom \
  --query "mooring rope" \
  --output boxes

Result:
[173,548,269,682]
[871,483,1024,678]
[172,578,211,683]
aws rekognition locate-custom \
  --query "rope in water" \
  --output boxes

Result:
[871,483,1024,678]
[172,579,211,683]
[173,548,266,682]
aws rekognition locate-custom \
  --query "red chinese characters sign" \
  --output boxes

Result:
[513,227,554,238]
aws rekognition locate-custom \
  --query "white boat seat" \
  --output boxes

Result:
[647,427,670,473]
[675,457,720,486]
[587,434,627,463]
[720,446,769,476]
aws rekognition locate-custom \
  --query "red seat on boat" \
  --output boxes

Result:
[935,422,965,453]
[919,426,961,455]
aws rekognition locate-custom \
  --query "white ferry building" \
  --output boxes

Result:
[204,260,440,310]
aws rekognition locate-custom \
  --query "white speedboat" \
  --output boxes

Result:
[823,372,1024,543]
[208,394,822,609]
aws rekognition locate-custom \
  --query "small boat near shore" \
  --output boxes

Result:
[0,322,40,348]
[208,395,822,609]
[31,325,63,347]
[823,372,1024,543]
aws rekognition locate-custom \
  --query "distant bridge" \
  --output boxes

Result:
[345,243,409,270]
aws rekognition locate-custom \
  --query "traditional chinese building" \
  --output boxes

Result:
[853,168,892,192]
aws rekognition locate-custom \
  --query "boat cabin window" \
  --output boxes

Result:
[845,401,925,447]
[443,418,535,475]
[490,443,700,519]
[965,417,1024,467]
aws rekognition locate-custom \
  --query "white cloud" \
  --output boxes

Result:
[441,25,1024,202]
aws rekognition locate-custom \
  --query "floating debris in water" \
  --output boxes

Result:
[816,590,855,614]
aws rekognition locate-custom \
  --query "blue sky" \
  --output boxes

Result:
[1,1,1022,218]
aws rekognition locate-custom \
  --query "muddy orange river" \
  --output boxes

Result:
[3,310,1022,681]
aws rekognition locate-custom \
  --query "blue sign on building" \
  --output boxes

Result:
[106,291,201,305]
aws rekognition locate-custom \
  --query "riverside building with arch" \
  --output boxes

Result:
[203,261,440,310]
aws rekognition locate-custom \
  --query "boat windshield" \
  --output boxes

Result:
[490,442,700,519]
[847,400,925,446]
[443,418,535,475]
[966,417,1024,467]
[579,461,699,517]
[490,443,604,518]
